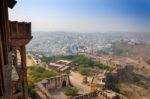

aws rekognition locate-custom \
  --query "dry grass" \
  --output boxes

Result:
[119,83,150,99]
[125,44,150,60]
[27,55,36,67]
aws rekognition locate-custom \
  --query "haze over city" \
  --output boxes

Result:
[9,0,150,32]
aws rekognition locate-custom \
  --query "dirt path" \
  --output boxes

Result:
[69,71,91,94]
[49,87,69,99]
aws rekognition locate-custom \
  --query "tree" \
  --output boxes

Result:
[78,67,89,76]
[112,40,127,55]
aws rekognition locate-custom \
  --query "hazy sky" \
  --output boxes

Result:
[9,0,150,32]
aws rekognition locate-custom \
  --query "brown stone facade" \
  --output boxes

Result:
[0,0,32,99]
[116,65,134,82]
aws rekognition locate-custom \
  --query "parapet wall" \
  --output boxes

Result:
[36,74,70,99]
[98,90,128,99]
[72,91,97,99]
[36,83,51,99]
[72,90,128,99]
[43,74,70,90]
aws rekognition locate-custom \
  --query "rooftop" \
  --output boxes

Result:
[59,66,70,72]
[49,63,64,67]
[56,60,72,65]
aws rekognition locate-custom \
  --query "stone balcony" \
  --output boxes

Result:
[9,21,32,46]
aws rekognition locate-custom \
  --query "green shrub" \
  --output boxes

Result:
[96,63,110,70]
[78,68,89,76]
[40,55,78,63]
[28,81,37,99]
[28,87,37,98]
[40,56,51,63]
[41,55,110,76]
[65,87,78,96]
[112,40,127,55]
[29,66,58,82]
[133,75,140,82]
[107,83,120,93]
[73,55,95,67]
[28,66,58,98]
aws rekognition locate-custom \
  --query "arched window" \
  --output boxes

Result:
[62,80,67,87]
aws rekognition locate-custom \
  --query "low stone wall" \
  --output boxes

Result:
[35,74,70,99]
[72,91,97,99]
[36,83,51,99]
[72,90,128,99]
[43,74,70,90]
[98,90,128,99]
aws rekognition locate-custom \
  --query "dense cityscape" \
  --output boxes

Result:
[27,32,150,56]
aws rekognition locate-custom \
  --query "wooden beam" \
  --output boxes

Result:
[0,0,10,96]
[0,0,9,64]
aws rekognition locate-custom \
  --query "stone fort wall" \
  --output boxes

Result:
[36,74,70,99]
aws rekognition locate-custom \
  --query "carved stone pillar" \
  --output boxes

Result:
[20,46,28,99]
